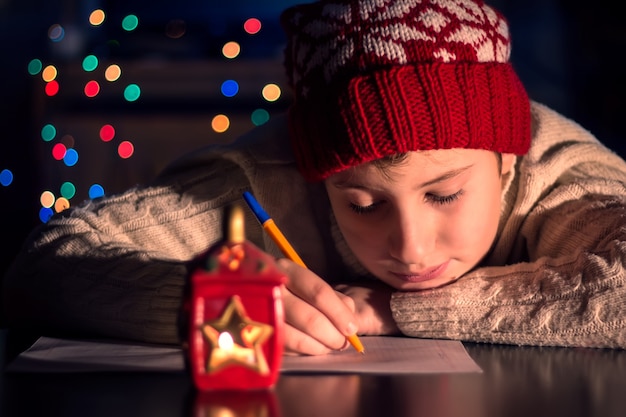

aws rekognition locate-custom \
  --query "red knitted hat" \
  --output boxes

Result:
[281,0,531,182]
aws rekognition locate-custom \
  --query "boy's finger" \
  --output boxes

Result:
[283,323,335,356]
[277,259,358,337]
[281,285,349,351]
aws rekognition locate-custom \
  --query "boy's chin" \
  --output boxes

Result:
[381,275,460,291]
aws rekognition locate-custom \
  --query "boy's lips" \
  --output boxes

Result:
[390,260,450,283]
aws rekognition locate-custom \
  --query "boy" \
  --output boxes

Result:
[4,0,626,354]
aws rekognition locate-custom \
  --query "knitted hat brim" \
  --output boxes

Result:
[289,62,530,182]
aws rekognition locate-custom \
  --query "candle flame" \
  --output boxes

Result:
[218,332,234,351]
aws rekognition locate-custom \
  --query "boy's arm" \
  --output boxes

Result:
[2,161,252,345]
[390,192,626,349]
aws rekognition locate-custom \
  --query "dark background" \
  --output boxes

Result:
[0,0,623,307]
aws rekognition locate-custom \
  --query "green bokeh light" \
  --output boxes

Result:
[60,181,76,199]
[124,84,141,102]
[82,55,99,72]
[41,124,57,142]
[251,109,270,126]
[28,59,43,75]
[122,15,139,31]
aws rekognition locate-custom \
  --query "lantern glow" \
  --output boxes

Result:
[183,205,285,391]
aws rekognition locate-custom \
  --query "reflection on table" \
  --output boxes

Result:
[1,334,625,417]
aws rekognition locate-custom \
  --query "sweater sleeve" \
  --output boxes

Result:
[2,158,257,345]
[390,190,626,349]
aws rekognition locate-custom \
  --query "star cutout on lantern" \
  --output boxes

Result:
[201,295,274,375]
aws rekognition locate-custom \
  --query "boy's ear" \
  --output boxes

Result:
[500,153,516,176]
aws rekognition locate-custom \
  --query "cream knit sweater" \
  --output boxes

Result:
[3,102,626,348]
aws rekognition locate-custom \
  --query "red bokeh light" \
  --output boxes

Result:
[84,80,100,98]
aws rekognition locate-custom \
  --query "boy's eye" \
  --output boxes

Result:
[427,190,463,205]
[349,201,381,215]
[347,190,463,214]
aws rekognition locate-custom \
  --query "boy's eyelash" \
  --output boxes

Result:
[348,190,463,214]
[349,202,380,214]
[427,190,464,205]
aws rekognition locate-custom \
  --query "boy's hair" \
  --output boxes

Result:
[371,152,503,180]
[281,0,531,182]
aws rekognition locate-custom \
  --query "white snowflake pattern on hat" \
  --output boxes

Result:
[285,0,511,97]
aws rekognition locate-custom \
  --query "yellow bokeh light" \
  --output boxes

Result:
[89,9,106,26]
[211,114,230,133]
[262,84,281,102]
[222,41,241,59]
[40,190,55,208]
[105,64,122,82]
[55,197,70,213]
[42,65,58,82]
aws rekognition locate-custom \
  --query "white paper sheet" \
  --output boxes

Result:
[282,336,482,374]
[6,336,482,374]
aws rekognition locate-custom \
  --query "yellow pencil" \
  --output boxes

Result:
[242,191,365,354]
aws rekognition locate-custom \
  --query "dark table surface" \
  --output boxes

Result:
[1,329,625,417]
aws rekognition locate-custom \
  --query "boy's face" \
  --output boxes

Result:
[325,149,515,290]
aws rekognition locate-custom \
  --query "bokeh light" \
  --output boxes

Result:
[89,184,105,199]
[48,24,65,42]
[54,197,70,213]
[0,169,13,186]
[124,84,141,101]
[122,15,139,31]
[45,80,60,96]
[243,18,261,35]
[221,80,239,97]
[262,83,281,102]
[28,59,42,75]
[39,207,54,223]
[63,149,79,166]
[84,80,100,97]
[51,143,67,160]
[23,8,288,224]
[42,65,57,82]
[118,141,134,159]
[60,181,76,199]
[222,41,241,59]
[41,124,56,142]
[40,190,55,208]
[82,55,99,72]
[60,134,75,148]
[89,9,106,26]
[211,114,230,133]
[166,19,186,39]
[105,64,121,82]
[251,109,270,126]
[100,124,115,142]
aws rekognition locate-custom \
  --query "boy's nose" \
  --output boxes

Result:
[387,212,436,265]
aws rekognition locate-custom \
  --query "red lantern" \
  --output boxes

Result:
[182,204,286,391]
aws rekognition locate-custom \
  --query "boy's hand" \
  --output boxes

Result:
[277,259,358,356]
[335,282,401,336]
